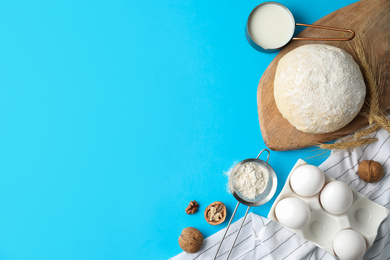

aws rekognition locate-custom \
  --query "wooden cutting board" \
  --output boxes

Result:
[257,0,390,151]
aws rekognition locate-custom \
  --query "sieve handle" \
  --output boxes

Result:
[256,149,270,163]
[226,206,250,260]
[213,201,240,260]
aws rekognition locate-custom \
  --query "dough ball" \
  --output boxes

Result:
[274,44,366,134]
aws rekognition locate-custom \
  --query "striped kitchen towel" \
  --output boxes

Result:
[171,212,270,260]
[172,128,390,260]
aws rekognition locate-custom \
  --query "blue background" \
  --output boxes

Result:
[0,0,357,259]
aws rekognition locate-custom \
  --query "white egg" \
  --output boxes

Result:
[332,229,366,260]
[320,181,353,215]
[275,197,311,229]
[290,165,325,197]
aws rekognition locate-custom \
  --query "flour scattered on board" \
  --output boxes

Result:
[232,162,269,199]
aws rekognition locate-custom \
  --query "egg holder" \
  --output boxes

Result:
[268,159,389,258]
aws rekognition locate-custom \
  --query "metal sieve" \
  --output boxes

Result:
[213,149,278,260]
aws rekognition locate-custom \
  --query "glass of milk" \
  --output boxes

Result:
[246,2,355,52]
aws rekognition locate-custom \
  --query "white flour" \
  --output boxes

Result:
[233,162,269,199]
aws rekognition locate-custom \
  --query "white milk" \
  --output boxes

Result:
[248,3,295,50]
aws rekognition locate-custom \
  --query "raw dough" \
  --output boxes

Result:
[274,44,366,134]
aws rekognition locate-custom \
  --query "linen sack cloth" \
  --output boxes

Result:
[171,128,390,260]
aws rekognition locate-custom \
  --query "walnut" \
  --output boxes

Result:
[204,201,226,225]
[178,227,203,253]
[185,200,199,215]
[358,160,384,183]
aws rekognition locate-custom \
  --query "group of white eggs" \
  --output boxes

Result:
[274,165,366,260]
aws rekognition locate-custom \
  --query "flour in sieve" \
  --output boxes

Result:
[233,162,269,199]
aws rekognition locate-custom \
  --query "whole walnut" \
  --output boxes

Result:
[178,227,203,253]
[358,160,384,183]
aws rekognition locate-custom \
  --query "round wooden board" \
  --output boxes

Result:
[257,0,390,151]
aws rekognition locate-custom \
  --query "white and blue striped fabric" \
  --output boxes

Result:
[172,128,390,260]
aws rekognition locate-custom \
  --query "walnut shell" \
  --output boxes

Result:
[178,227,203,253]
[358,160,384,183]
[204,201,227,225]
